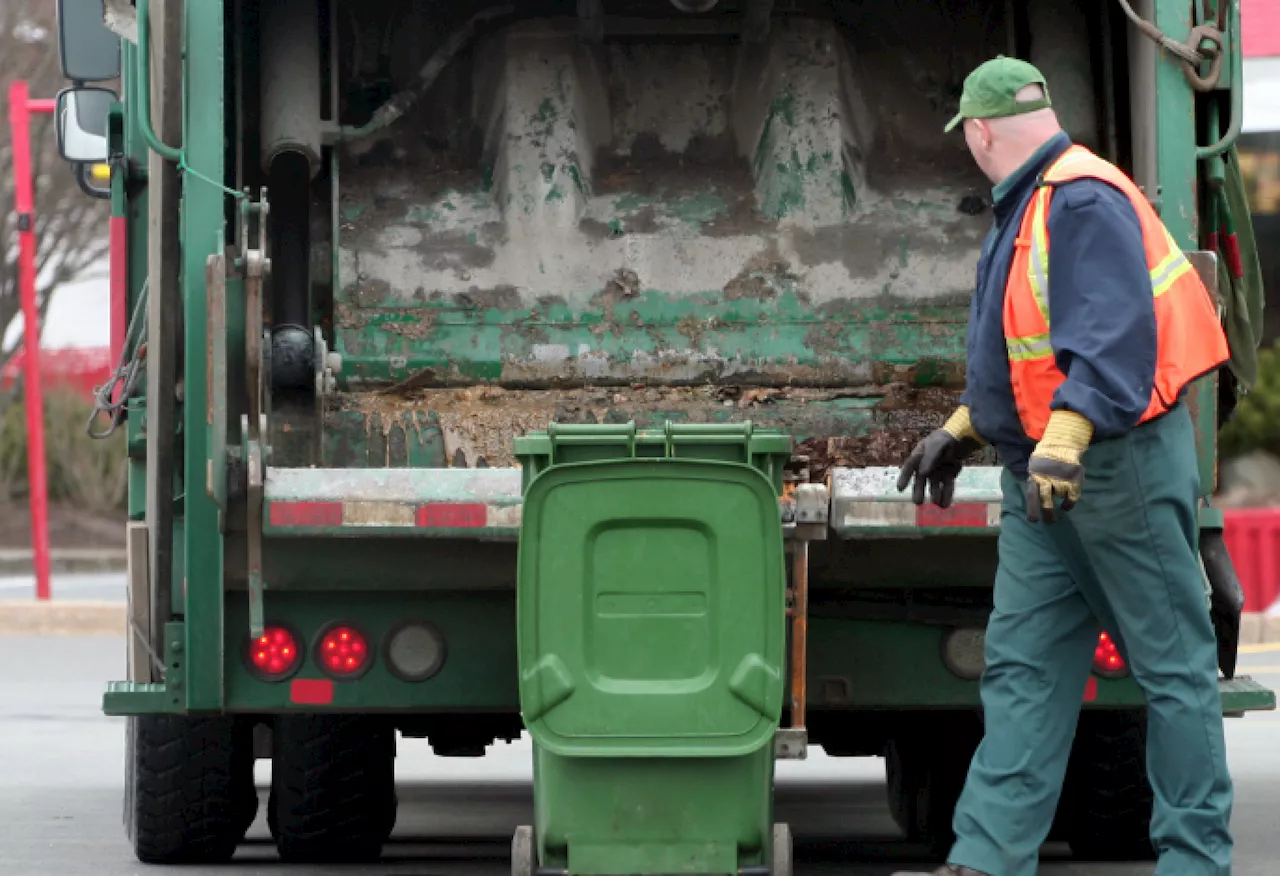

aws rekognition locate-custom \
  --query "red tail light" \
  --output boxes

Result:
[317,624,371,679]
[1093,631,1128,678]
[248,626,301,681]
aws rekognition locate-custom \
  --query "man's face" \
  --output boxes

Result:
[963,118,999,184]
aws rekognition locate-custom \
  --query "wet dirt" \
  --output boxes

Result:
[334,383,965,473]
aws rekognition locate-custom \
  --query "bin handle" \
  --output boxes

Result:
[665,421,754,462]
[545,422,636,465]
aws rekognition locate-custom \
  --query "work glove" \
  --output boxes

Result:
[896,406,984,509]
[1025,410,1094,524]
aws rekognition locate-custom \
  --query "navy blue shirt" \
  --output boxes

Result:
[959,133,1157,475]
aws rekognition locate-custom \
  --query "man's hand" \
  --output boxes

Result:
[897,406,984,508]
[1025,410,1094,523]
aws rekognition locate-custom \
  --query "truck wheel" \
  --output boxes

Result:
[511,825,535,876]
[268,715,397,863]
[125,715,258,864]
[771,822,793,876]
[1061,712,1155,861]
[884,718,981,860]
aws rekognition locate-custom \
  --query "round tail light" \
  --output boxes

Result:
[1093,631,1128,678]
[247,626,301,681]
[941,626,986,680]
[384,621,447,682]
[316,624,372,679]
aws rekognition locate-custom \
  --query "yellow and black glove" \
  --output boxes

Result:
[1025,410,1094,524]
[897,406,985,508]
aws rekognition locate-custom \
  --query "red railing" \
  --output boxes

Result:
[0,346,111,400]
[1224,508,1280,613]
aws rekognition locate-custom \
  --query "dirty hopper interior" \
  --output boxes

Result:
[239,0,1129,475]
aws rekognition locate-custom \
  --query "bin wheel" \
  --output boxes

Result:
[512,825,535,876]
[771,822,793,876]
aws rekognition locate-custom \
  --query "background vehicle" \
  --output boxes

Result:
[54,0,1274,866]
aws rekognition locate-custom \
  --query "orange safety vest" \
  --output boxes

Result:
[1003,145,1229,441]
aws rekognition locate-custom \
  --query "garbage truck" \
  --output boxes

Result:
[52,0,1274,868]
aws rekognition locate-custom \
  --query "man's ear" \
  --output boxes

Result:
[973,119,993,150]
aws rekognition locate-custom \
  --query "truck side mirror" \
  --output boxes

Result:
[58,0,121,82]
[56,87,116,164]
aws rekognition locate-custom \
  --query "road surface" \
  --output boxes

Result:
[1,635,1277,875]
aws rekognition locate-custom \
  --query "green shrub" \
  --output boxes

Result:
[1221,343,1280,459]
[0,390,127,511]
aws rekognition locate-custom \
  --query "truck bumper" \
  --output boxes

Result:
[103,675,1276,717]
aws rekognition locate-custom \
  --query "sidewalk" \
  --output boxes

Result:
[0,600,124,636]
[0,569,126,636]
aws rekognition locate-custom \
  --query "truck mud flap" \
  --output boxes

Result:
[1201,528,1245,679]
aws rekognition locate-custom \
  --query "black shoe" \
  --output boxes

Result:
[891,866,991,876]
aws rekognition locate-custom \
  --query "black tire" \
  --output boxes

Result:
[1061,711,1156,862]
[125,715,258,864]
[511,825,535,876]
[269,715,397,863]
[771,822,793,876]
[884,717,982,860]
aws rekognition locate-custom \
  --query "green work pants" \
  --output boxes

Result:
[948,404,1233,876]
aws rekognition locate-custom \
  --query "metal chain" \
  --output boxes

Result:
[1114,0,1226,93]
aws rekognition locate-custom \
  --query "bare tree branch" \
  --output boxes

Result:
[2,0,112,372]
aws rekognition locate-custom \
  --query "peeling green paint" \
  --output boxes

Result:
[566,164,585,194]
[406,204,440,224]
[334,285,970,388]
[672,192,728,226]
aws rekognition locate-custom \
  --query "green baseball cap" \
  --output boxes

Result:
[944,56,1052,133]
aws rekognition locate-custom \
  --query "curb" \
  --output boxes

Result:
[1240,612,1280,648]
[0,549,127,577]
[0,600,125,637]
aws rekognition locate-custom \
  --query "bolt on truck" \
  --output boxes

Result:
[53,0,1274,868]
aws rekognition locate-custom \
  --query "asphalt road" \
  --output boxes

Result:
[2,636,1278,876]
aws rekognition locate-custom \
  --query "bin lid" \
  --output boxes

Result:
[517,459,785,758]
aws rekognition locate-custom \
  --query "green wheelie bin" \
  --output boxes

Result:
[513,423,793,876]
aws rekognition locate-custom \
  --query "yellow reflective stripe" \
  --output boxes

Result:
[1150,252,1192,298]
[1031,191,1194,317]
[1149,228,1193,298]
[1043,149,1094,181]
[1006,332,1053,362]
[1027,190,1052,324]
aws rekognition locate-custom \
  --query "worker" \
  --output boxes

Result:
[894,57,1234,876]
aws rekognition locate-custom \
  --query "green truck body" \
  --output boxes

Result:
[56,0,1274,866]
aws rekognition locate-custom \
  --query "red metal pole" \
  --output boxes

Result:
[8,81,53,602]
[109,217,127,372]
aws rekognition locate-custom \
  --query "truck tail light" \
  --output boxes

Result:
[384,621,447,682]
[247,625,302,681]
[316,624,372,679]
[941,626,986,680]
[1093,631,1128,679]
